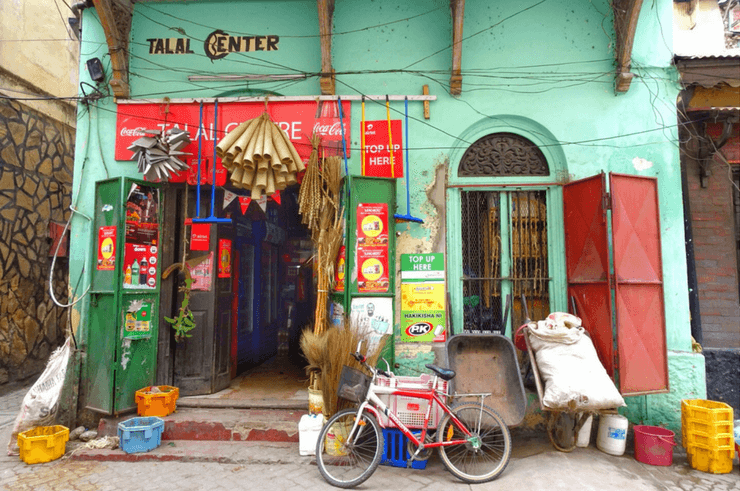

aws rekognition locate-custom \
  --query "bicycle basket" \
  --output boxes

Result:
[337,366,371,403]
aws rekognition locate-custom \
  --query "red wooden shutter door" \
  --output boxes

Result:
[610,173,669,395]
[563,173,615,377]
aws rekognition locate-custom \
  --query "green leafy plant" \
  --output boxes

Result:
[165,277,195,342]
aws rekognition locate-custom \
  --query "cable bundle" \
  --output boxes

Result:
[217,113,306,199]
[128,128,191,182]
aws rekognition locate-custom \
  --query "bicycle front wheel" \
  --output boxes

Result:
[315,408,383,488]
[437,402,511,483]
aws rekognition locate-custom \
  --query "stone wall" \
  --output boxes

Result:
[0,98,73,384]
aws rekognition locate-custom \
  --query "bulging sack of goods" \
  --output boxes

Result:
[217,113,305,199]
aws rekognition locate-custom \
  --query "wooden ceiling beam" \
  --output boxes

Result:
[613,0,643,93]
[450,0,465,96]
[92,0,131,99]
[317,0,335,95]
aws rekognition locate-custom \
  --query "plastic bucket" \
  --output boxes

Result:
[597,413,628,456]
[633,425,675,466]
[576,414,594,448]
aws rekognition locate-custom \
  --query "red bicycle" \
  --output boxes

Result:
[315,344,512,488]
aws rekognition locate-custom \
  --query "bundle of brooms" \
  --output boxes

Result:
[298,138,344,336]
[300,323,388,416]
[216,113,305,199]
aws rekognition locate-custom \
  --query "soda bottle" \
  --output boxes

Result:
[139,259,148,285]
[131,260,139,286]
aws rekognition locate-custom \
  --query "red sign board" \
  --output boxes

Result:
[363,119,403,178]
[357,246,389,293]
[356,203,389,293]
[356,203,389,247]
[191,223,211,251]
[218,239,232,278]
[97,225,117,270]
[115,100,351,167]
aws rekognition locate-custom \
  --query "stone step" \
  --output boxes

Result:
[68,439,308,464]
[96,407,303,443]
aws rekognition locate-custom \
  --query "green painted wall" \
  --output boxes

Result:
[70,0,704,427]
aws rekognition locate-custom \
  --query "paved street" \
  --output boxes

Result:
[1,383,738,491]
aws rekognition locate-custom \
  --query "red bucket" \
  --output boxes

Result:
[633,425,676,466]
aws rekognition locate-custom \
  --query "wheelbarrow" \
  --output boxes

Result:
[445,333,527,428]
[522,324,596,452]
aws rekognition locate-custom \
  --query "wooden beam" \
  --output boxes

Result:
[613,0,643,93]
[450,0,465,96]
[422,85,430,119]
[92,0,130,98]
[317,0,335,95]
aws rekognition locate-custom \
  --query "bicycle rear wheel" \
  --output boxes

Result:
[437,402,511,483]
[315,408,383,488]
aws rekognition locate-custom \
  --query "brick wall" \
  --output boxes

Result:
[686,142,740,348]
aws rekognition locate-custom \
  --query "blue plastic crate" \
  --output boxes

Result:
[117,416,165,454]
[380,428,428,470]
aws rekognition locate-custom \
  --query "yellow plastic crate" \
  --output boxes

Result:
[682,399,733,424]
[684,430,735,448]
[135,385,179,417]
[684,420,734,439]
[681,399,734,448]
[17,425,69,464]
[686,443,735,474]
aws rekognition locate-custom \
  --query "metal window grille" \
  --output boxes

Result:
[461,190,550,332]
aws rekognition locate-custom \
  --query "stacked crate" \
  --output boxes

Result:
[375,374,448,429]
[681,399,735,474]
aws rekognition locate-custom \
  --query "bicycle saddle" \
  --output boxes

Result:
[425,364,456,381]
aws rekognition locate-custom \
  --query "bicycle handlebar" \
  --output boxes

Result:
[352,352,392,379]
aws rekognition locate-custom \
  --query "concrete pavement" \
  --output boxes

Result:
[1,382,738,491]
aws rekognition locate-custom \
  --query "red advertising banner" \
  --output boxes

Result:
[123,184,160,290]
[115,100,351,167]
[123,243,159,289]
[97,225,117,270]
[334,245,346,292]
[218,239,232,278]
[362,119,403,178]
[356,203,389,293]
[190,223,211,251]
[357,246,389,293]
[356,203,389,247]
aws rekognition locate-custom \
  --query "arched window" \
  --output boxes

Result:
[458,133,549,177]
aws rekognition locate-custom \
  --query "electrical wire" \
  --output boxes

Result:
[137,2,446,39]
[403,0,550,70]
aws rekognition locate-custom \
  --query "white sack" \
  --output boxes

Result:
[7,337,72,455]
[528,315,625,411]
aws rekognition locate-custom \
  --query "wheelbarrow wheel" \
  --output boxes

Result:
[547,411,577,452]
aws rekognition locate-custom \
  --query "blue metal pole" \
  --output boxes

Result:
[405,97,410,209]
[196,101,203,217]
[210,99,218,217]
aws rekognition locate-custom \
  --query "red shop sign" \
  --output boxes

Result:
[363,119,403,178]
[115,100,351,166]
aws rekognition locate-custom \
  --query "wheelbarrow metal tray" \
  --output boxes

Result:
[446,334,526,427]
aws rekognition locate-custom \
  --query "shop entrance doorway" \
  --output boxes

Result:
[158,186,313,398]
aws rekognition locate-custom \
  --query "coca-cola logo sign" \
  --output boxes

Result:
[313,119,347,140]
[119,127,148,137]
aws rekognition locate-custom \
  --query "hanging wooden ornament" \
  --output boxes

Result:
[128,128,191,182]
